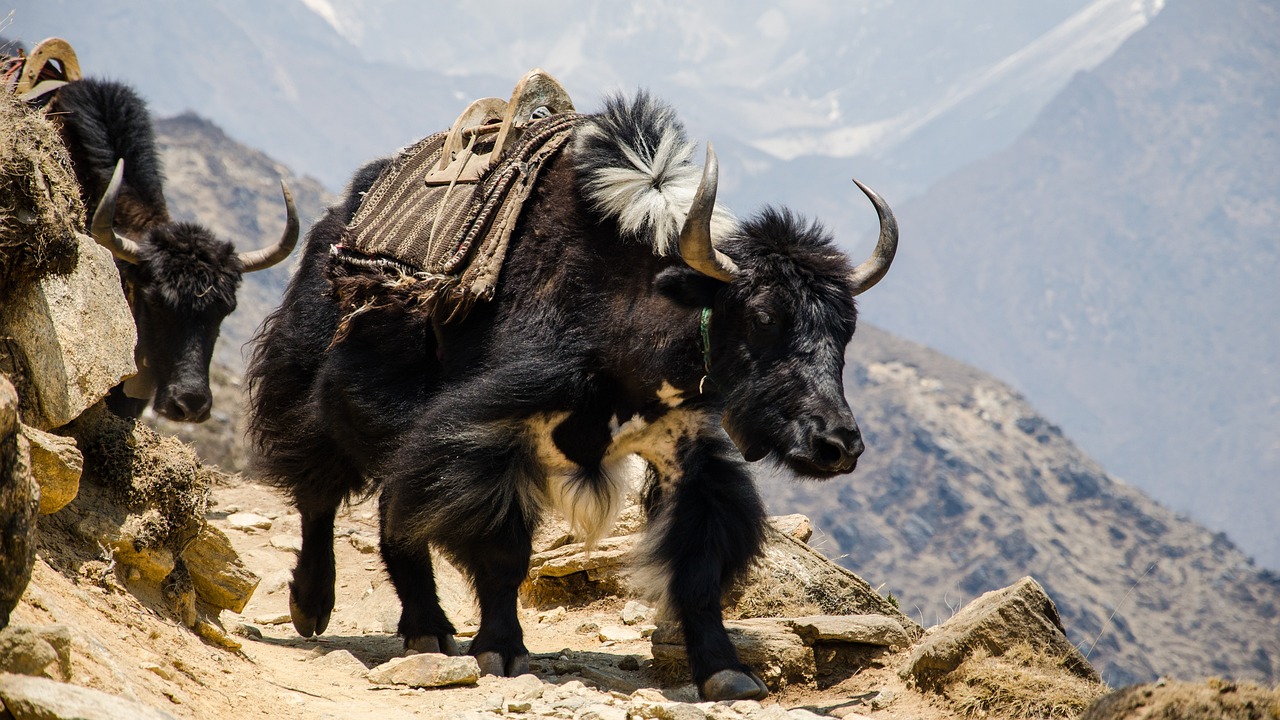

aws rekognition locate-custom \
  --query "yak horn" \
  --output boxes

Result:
[90,159,143,265]
[848,178,899,296]
[238,179,300,273]
[678,143,739,282]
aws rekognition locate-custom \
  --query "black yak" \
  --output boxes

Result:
[46,77,299,422]
[247,91,897,700]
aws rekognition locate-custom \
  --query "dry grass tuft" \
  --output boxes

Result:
[72,404,212,560]
[1079,677,1280,720]
[0,89,82,290]
[941,641,1109,719]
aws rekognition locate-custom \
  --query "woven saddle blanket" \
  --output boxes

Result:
[333,108,585,325]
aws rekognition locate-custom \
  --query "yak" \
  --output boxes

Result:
[46,77,299,422]
[247,91,898,701]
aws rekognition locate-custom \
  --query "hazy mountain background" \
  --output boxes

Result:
[859,0,1280,570]
[7,1,1276,569]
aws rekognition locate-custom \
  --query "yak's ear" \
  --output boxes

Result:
[656,265,725,308]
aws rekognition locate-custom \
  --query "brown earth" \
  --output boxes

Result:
[10,470,972,719]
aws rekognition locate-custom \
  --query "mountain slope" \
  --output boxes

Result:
[761,324,1280,687]
[859,0,1280,568]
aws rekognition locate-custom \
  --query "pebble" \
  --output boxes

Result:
[620,600,654,626]
[349,533,380,554]
[226,512,273,532]
[366,654,480,688]
[538,606,567,623]
[597,625,643,642]
[254,612,292,625]
[270,534,303,553]
[579,704,628,720]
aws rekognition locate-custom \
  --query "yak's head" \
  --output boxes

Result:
[90,160,299,422]
[658,146,897,478]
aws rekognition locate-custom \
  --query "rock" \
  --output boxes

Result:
[0,375,37,630]
[192,618,241,650]
[1080,679,1280,720]
[768,514,813,543]
[67,502,175,584]
[621,600,654,626]
[529,535,633,579]
[538,606,567,623]
[140,662,172,681]
[226,512,273,532]
[731,527,919,634]
[366,653,480,688]
[269,534,302,553]
[505,673,546,700]
[0,235,137,430]
[311,648,369,677]
[599,625,643,642]
[787,710,827,720]
[254,612,292,626]
[230,623,262,639]
[579,704,628,720]
[349,532,379,553]
[182,523,260,613]
[0,672,177,720]
[629,699,709,720]
[652,619,815,692]
[784,615,911,650]
[904,576,1101,689]
[0,624,71,678]
[21,425,81,514]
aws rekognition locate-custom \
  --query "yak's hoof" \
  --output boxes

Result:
[288,592,330,638]
[405,634,460,656]
[475,650,530,677]
[701,669,770,701]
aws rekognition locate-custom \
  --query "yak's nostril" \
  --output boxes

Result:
[169,390,212,422]
[814,437,847,469]
[812,425,863,471]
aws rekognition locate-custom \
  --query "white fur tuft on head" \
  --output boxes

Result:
[574,93,738,256]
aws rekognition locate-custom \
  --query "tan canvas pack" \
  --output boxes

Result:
[334,69,582,325]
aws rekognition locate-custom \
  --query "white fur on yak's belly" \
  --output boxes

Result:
[525,399,715,549]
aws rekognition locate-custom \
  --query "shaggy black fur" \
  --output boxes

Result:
[46,78,251,422]
[248,93,875,701]
[49,79,168,226]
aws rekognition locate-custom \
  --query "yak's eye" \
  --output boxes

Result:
[754,311,775,327]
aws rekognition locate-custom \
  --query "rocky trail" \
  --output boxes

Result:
[5,468,952,720]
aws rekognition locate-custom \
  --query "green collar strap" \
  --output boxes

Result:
[699,307,715,394]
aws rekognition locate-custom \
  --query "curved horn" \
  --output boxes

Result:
[848,178,899,296]
[678,142,739,282]
[90,159,143,264]
[238,179,300,273]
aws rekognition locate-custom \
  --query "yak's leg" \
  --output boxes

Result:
[379,496,458,655]
[450,513,533,676]
[289,500,338,637]
[642,436,770,701]
[287,457,362,638]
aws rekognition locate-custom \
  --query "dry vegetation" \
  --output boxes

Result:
[0,90,80,290]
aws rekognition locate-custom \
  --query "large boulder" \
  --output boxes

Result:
[0,234,136,430]
[903,577,1107,718]
[904,576,1100,688]
[0,375,37,631]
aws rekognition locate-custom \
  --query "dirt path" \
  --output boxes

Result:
[13,472,951,720]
